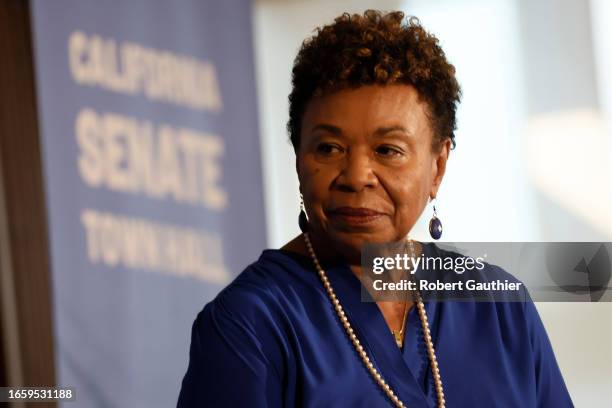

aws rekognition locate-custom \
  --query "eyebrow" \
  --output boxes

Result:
[309,123,342,135]
[373,125,413,137]
[309,123,413,137]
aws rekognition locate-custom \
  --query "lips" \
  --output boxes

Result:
[326,207,385,226]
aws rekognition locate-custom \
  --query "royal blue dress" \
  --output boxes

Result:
[177,243,573,407]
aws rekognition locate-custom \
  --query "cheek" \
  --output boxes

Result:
[298,161,333,203]
[384,169,429,221]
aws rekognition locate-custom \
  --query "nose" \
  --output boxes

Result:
[334,147,378,192]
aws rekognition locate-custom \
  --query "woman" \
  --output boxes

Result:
[178,10,572,407]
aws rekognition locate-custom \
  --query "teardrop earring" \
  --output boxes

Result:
[298,193,309,232]
[428,198,443,240]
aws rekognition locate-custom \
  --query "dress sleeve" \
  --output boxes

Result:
[523,300,574,407]
[176,299,283,407]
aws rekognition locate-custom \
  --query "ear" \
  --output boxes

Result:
[430,138,451,199]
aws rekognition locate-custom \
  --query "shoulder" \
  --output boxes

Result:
[202,249,314,330]
[421,242,528,302]
[189,250,312,372]
[421,243,559,338]
[220,248,310,298]
[423,242,520,280]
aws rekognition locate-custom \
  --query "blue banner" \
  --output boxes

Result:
[30,0,266,406]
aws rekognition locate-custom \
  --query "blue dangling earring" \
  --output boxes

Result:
[299,193,309,232]
[428,198,443,240]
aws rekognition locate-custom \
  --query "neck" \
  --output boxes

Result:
[307,230,363,267]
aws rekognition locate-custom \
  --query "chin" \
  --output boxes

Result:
[328,228,392,257]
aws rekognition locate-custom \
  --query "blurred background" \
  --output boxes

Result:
[0,0,610,407]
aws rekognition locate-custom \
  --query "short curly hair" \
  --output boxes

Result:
[288,10,461,151]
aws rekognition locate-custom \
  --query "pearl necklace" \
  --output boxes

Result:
[303,233,446,408]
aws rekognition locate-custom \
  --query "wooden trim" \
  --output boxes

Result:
[0,1,57,407]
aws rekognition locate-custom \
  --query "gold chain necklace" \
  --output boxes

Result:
[391,298,410,348]
[302,233,446,408]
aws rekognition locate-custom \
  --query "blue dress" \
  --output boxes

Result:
[177,243,573,407]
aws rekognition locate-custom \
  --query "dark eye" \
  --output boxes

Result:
[376,145,403,157]
[316,143,343,155]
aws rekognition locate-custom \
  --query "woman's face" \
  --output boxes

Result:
[297,84,450,263]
